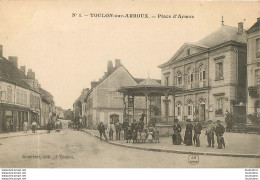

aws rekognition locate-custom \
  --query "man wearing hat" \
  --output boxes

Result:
[184,119,193,146]
[172,119,182,145]
[193,120,202,147]
[215,120,225,149]
[205,120,215,148]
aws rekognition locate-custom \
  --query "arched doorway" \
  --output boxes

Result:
[110,114,119,124]
[255,100,260,113]
[199,98,206,121]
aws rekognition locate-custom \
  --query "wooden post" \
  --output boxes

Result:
[127,94,129,123]
[165,94,169,124]
[132,96,135,123]
[145,94,148,125]
[123,94,126,122]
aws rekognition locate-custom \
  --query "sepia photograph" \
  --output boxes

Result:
[0,0,259,170]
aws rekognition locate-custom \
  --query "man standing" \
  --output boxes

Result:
[215,120,225,149]
[206,120,215,148]
[115,122,121,140]
[107,122,115,141]
[122,119,129,140]
[97,122,107,141]
[47,120,51,133]
[193,120,202,147]
[32,120,37,133]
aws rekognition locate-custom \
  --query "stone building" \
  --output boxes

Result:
[159,22,247,123]
[82,59,160,128]
[246,17,260,116]
[0,44,55,132]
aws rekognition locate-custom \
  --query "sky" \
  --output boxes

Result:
[0,0,259,109]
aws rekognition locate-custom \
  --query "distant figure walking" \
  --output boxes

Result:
[47,120,51,133]
[97,122,107,141]
[23,121,28,133]
[32,121,37,133]
[215,120,225,149]
[184,119,193,146]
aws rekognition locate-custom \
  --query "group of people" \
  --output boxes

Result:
[172,119,226,149]
[97,119,159,143]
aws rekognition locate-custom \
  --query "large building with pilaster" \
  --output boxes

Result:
[246,17,260,116]
[159,22,247,123]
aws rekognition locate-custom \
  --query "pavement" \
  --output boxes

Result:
[0,130,47,140]
[82,129,260,158]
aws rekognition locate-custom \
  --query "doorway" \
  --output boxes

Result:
[199,104,206,121]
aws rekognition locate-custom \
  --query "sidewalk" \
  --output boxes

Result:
[0,130,47,139]
[83,129,260,158]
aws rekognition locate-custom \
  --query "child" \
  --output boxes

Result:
[141,130,146,143]
[147,130,153,143]
[132,129,137,143]
[137,130,141,143]
[126,127,132,143]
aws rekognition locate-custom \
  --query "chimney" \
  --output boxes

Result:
[91,81,98,89]
[0,44,3,58]
[27,69,35,79]
[20,66,26,74]
[115,59,121,68]
[238,22,243,33]
[257,17,260,23]
[8,56,18,68]
[107,60,113,74]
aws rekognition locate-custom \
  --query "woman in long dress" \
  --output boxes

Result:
[172,119,183,145]
[23,121,28,133]
[184,119,193,146]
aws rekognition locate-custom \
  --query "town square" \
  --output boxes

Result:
[0,1,259,169]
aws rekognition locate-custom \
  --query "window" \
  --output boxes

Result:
[7,86,12,102]
[177,72,182,85]
[216,97,224,115]
[256,38,260,58]
[215,62,223,80]
[187,48,190,56]
[177,107,181,116]
[255,69,260,85]
[187,68,194,89]
[165,76,169,86]
[187,100,193,116]
[199,64,206,81]
[188,105,193,115]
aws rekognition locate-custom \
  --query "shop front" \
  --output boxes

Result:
[0,104,30,133]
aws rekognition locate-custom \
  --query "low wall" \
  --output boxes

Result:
[155,124,173,137]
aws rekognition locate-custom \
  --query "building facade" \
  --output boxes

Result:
[246,17,260,116]
[159,23,247,123]
[0,44,55,132]
[82,59,152,128]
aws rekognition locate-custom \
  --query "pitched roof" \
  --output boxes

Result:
[159,25,247,68]
[74,89,89,104]
[135,78,161,85]
[138,78,162,86]
[39,87,54,104]
[0,57,31,90]
[198,25,246,48]
[246,19,260,34]
[56,106,63,111]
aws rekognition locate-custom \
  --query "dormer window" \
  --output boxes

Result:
[187,48,190,56]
